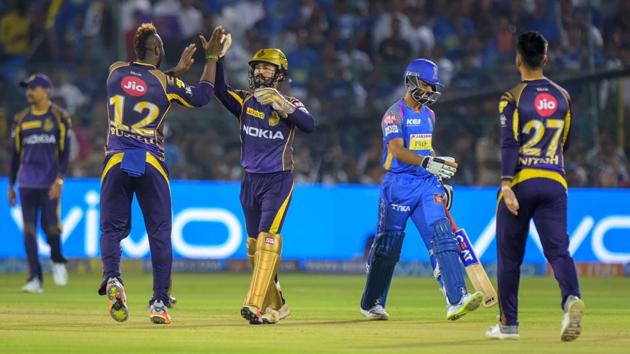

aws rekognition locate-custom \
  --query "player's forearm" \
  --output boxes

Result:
[213,59,243,117]
[200,57,217,85]
[287,109,315,133]
[389,144,424,166]
[500,146,519,183]
[58,143,70,177]
[187,82,215,107]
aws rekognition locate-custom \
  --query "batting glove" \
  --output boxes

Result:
[421,156,457,179]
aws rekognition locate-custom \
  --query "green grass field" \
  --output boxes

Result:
[1,272,629,353]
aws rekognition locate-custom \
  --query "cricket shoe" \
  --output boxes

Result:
[52,262,68,286]
[446,291,483,321]
[560,295,585,342]
[241,305,265,324]
[106,278,128,322]
[150,300,172,324]
[485,324,520,339]
[360,305,390,320]
[22,278,43,294]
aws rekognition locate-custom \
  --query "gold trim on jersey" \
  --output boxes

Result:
[383,149,393,170]
[511,83,528,142]
[101,153,124,181]
[21,121,42,130]
[146,152,170,187]
[100,152,170,187]
[497,168,567,206]
[269,183,294,234]
[228,90,244,108]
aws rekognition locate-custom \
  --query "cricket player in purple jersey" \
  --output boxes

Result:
[98,23,226,325]
[486,32,584,341]
[359,59,483,322]
[8,73,71,293]
[214,43,315,324]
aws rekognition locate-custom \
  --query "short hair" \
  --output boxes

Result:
[516,31,548,68]
[134,23,158,60]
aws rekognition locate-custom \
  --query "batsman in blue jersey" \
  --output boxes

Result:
[360,59,483,321]
[98,23,225,325]
[8,73,71,293]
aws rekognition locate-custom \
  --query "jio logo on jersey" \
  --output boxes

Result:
[121,76,148,97]
[534,93,558,117]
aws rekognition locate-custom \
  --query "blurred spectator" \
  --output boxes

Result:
[1,0,628,188]
[0,0,30,84]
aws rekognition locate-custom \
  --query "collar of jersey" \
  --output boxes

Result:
[30,102,51,116]
[132,61,156,68]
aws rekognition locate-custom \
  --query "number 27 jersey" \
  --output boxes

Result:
[105,61,214,160]
[500,78,572,179]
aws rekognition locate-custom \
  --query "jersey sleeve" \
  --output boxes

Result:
[8,113,22,185]
[499,91,519,182]
[164,75,214,108]
[381,106,404,144]
[214,59,249,118]
[562,92,572,152]
[58,111,72,177]
[286,97,315,133]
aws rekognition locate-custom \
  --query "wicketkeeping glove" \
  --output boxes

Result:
[420,156,457,179]
[253,87,296,118]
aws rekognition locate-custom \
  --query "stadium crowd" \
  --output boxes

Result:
[1,0,630,187]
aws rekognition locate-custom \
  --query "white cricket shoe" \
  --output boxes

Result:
[52,262,68,286]
[361,305,390,320]
[486,324,520,339]
[560,295,585,342]
[22,278,44,293]
[446,291,483,321]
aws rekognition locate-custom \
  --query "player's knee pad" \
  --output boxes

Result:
[371,231,405,262]
[432,218,459,254]
[245,232,282,310]
[431,218,466,305]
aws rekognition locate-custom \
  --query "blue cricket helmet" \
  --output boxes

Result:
[404,58,442,106]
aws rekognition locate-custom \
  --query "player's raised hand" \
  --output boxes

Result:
[200,26,226,57]
[501,185,520,215]
[254,87,295,118]
[421,156,457,179]
[168,43,197,77]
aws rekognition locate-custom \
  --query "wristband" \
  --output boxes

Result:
[206,54,219,61]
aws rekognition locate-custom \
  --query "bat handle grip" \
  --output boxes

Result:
[443,205,459,231]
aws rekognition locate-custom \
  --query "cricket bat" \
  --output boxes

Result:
[444,207,497,308]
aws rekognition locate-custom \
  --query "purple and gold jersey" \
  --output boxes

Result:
[381,99,435,177]
[105,61,214,161]
[500,78,572,183]
[9,103,72,188]
[214,60,314,174]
